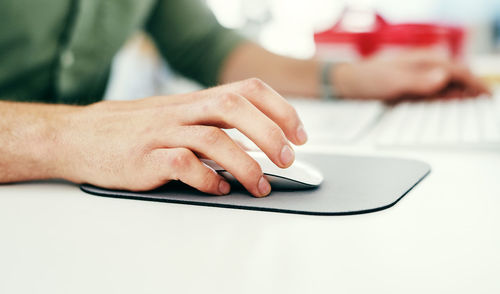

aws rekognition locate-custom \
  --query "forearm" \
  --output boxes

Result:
[220,41,324,97]
[0,101,78,183]
[220,43,489,101]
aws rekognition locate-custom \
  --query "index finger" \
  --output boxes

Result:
[222,78,308,146]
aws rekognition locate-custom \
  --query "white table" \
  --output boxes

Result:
[3,48,500,293]
[1,143,499,294]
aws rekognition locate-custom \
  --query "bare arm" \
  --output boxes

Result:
[220,42,489,100]
[0,79,307,197]
[0,102,78,183]
[220,42,322,97]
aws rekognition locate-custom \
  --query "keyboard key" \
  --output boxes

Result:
[476,96,500,142]
[459,98,480,144]
[290,99,384,144]
[419,100,441,144]
[376,96,500,148]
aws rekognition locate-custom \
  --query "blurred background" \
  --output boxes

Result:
[105,0,500,99]
[206,0,500,58]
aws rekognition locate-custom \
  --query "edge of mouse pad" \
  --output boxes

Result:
[80,183,333,216]
[80,153,431,216]
[80,171,429,216]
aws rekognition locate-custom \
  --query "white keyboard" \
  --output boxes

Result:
[224,99,383,148]
[227,95,500,150]
[290,99,384,144]
[375,95,500,148]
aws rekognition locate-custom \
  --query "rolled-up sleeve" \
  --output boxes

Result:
[145,0,245,86]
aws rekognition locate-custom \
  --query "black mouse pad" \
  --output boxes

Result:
[80,153,430,215]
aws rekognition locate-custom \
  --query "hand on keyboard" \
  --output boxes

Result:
[333,49,489,101]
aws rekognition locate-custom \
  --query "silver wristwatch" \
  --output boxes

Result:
[320,61,341,100]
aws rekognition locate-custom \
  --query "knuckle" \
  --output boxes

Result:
[201,127,224,145]
[277,104,299,123]
[243,77,266,92]
[166,148,193,170]
[267,124,285,141]
[200,171,218,191]
[244,160,262,180]
[216,92,243,112]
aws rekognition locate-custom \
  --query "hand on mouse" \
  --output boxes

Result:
[52,78,308,197]
[332,49,490,101]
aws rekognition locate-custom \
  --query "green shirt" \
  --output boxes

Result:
[0,0,244,105]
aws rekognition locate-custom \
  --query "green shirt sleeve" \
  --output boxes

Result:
[145,0,246,87]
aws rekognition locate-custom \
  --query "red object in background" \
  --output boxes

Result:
[314,12,465,58]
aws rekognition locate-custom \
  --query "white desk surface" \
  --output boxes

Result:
[2,52,500,293]
[1,142,499,294]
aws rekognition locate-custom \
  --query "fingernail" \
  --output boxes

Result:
[280,145,294,166]
[296,125,308,144]
[219,180,230,195]
[258,176,271,197]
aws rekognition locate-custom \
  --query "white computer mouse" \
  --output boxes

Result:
[201,151,323,190]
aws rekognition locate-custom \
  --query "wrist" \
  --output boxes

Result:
[37,105,82,181]
[330,62,354,98]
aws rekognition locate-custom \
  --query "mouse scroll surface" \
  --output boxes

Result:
[201,151,324,190]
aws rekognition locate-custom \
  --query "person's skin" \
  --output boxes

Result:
[0,79,307,197]
[0,41,489,197]
[220,42,489,100]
